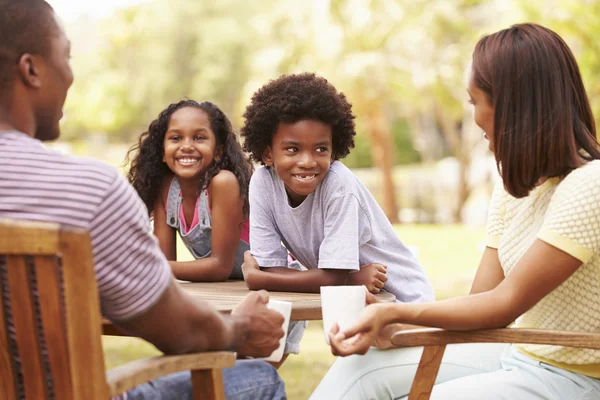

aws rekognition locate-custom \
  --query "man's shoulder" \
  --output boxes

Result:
[1,132,120,181]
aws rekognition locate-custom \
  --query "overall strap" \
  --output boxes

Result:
[165,178,182,229]
[197,188,212,227]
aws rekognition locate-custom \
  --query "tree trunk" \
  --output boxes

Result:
[435,109,470,223]
[365,106,399,224]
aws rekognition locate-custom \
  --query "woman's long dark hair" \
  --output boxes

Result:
[126,100,253,217]
[472,23,600,198]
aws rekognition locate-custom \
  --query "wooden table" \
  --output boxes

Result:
[103,281,396,336]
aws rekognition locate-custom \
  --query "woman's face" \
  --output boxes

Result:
[467,70,495,152]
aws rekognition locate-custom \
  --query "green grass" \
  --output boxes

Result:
[103,224,486,399]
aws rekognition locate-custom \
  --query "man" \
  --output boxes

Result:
[0,1,286,399]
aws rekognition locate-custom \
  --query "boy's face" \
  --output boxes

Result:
[263,119,333,207]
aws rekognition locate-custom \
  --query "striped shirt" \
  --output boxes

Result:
[0,131,172,398]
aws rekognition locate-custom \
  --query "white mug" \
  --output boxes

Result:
[263,300,292,362]
[320,285,366,344]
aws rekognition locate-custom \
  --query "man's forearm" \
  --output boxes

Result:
[117,280,238,355]
[246,268,349,292]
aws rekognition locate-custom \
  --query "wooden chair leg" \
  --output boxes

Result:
[191,369,226,400]
[408,345,446,400]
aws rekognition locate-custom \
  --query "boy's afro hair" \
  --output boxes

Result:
[241,72,356,164]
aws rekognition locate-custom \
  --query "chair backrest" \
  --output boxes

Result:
[0,219,108,400]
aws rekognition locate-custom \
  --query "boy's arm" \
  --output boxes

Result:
[242,252,350,292]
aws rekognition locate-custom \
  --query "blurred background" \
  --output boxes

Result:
[47,0,600,398]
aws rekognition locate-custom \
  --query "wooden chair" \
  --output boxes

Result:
[391,327,600,400]
[0,219,235,400]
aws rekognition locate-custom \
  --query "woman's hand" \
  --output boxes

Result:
[328,302,391,356]
[347,263,387,293]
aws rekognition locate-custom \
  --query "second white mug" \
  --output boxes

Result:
[320,285,366,345]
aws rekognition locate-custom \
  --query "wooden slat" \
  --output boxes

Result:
[107,352,235,397]
[0,220,59,255]
[6,256,47,399]
[408,345,446,400]
[0,260,18,400]
[192,369,226,400]
[35,256,73,400]
[391,328,600,349]
[60,229,107,400]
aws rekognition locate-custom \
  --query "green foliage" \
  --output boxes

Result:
[344,119,420,168]
[60,0,600,160]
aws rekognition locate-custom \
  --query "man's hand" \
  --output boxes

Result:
[230,290,285,358]
[348,263,387,293]
[242,251,261,284]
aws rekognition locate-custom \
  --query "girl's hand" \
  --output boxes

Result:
[348,263,387,294]
[328,303,390,356]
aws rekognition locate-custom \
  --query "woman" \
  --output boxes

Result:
[312,23,600,400]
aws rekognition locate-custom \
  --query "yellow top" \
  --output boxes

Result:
[486,160,600,377]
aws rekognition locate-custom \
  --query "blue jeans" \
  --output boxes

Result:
[126,359,286,400]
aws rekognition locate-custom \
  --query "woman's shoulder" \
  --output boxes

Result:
[550,160,600,205]
[560,160,600,188]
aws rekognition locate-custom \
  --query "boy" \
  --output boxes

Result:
[241,72,434,303]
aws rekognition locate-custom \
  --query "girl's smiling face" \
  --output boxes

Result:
[263,119,333,207]
[162,107,220,182]
[467,70,495,152]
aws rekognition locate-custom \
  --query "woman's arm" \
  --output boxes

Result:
[362,246,504,349]
[469,246,504,294]
[170,170,243,281]
[153,178,177,260]
[330,239,583,355]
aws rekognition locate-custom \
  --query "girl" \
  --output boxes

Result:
[314,23,600,400]
[127,100,253,281]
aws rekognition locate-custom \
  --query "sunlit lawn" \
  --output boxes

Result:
[103,224,485,399]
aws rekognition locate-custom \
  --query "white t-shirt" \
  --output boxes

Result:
[249,161,434,303]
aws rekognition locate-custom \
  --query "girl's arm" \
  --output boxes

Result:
[330,239,583,355]
[153,178,177,260]
[170,170,243,281]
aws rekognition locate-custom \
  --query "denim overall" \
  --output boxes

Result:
[165,178,247,279]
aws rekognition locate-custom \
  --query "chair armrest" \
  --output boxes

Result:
[106,351,236,397]
[391,328,600,350]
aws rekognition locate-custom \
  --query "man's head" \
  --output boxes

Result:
[0,0,73,141]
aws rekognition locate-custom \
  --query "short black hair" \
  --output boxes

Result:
[241,72,356,164]
[0,0,58,91]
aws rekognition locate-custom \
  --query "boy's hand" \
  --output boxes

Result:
[348,263,387,294]
[231,290,285,357]
[242,251,261,283]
